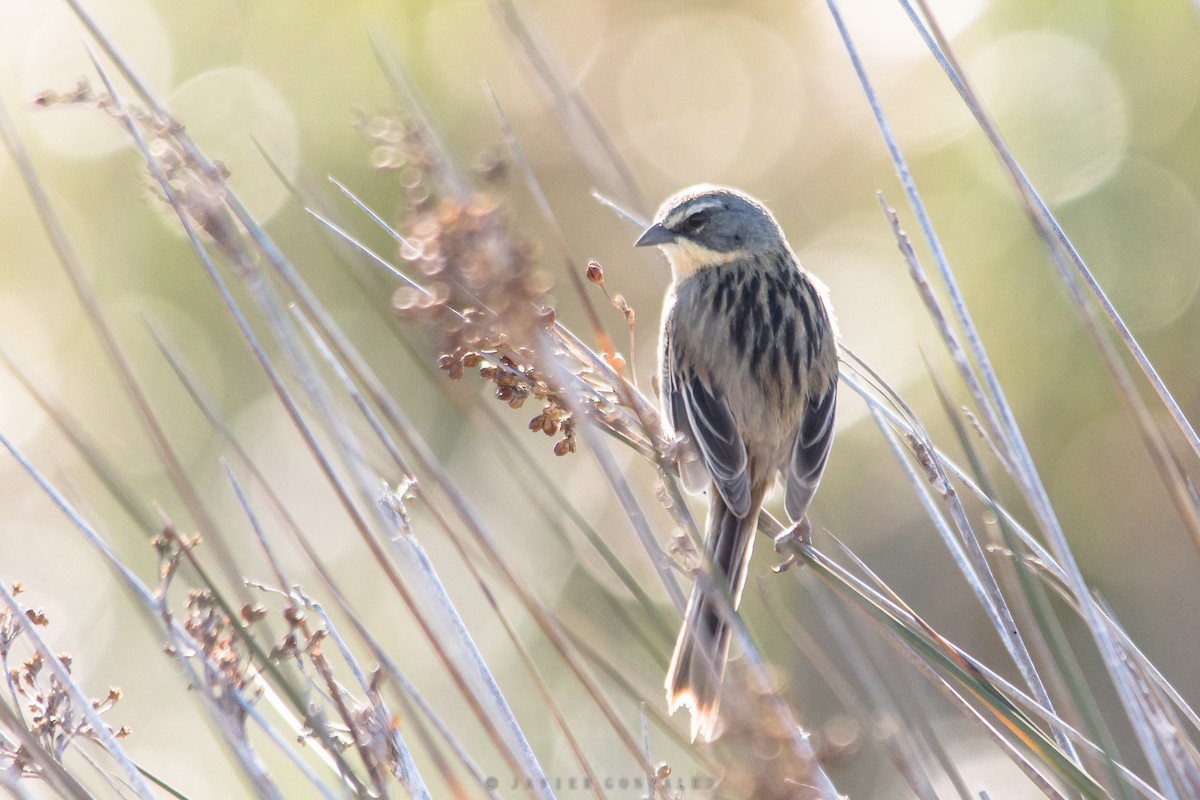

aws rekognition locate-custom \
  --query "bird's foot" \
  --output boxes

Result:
[771,518,812,574]
[773,517,812,550]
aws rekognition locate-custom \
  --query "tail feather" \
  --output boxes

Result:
[665,487,763,741]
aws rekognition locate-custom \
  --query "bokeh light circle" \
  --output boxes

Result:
[167,66,300,224]
[968,31,1128,204]
[618,11,804,183]
[1074,158,1200,332]
[18,0,173,159]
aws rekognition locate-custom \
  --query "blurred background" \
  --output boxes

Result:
[2,0,1200,797]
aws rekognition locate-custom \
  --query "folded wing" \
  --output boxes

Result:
[662,334,751,517]
[785,383,837,522]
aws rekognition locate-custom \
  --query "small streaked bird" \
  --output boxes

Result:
[636,185,838,741]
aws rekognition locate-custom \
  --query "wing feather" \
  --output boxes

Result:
[660,303,751,517]
[679,374,751,517]
[785,383,837,522]
[661,353,709,494]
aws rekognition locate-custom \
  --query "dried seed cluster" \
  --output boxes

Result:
[355,112,441,212]
[1,583,128,780]
[156,525,402,783]
[395,194,551,337]
[363,112,591,457]
[438,346,579,456]
[705,675,844,800]
[179,590,255,715]
[267,597,323,664]
[154,525,259,722]
[152,522,201,591]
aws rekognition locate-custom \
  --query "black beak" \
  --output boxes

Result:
[634,222,674,247]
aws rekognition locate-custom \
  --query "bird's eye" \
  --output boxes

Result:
[685,211,709,230]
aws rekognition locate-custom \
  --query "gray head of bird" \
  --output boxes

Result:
[635,185,789,256]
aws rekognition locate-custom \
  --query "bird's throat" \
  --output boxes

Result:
[661,240,748,282]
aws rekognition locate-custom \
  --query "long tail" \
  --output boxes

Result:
[665,486,764,742]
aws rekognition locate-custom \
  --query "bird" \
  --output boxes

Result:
[635,185,839,742]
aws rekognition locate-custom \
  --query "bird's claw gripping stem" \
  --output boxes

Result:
[772,517,811,573]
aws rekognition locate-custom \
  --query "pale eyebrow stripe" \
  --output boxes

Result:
[664,198,725,229]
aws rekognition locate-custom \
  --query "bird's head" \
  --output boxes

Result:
[635,185,787,279]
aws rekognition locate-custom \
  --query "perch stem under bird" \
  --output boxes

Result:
[636,185,839,742]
